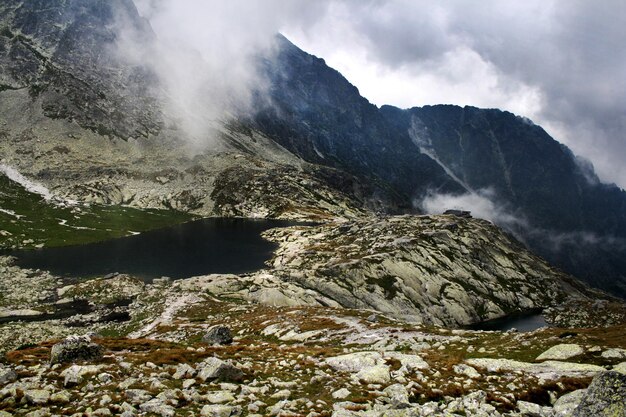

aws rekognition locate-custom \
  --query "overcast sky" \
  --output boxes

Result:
[135,0,626,189]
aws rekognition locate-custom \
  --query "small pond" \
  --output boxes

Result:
[467,309,548,332]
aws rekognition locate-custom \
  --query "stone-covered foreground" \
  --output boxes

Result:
[1,295,625,417]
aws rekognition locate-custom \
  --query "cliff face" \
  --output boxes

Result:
[380,105,626,297]
[0,0,161,139]
[252,37,626,298]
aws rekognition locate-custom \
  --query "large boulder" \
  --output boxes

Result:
[0,366,17,385]
[202,326,233,345]
[536,344,584,361]
[573,371,626,417]
[50,335,104,364]
[554,389,586,417]
[197,357,244,382]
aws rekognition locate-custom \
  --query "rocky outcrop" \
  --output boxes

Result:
[202,326,233,345]
[261,215,591,326]
[196,357,244,382]
[49,335,104,364]
[573,371,626,417]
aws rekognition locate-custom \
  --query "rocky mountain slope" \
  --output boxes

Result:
[252,36,626,299]
[1,0,625,298]
[0,260,625,416]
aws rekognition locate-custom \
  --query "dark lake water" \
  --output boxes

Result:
[467,310,548,332]
[4,218,304,281]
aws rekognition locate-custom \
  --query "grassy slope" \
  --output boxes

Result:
[0,174,194,249]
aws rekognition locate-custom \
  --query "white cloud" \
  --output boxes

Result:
[418,189,526,230]
[283,0,626,188]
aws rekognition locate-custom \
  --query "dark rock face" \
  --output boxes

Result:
[0,0,161,139]
[202,325,233,345]
[253,35,464,207]
[444,210,472,218]
[573,371,626,417]
[50,335,104,364]
[252,36,626,299]
[383,104,626,298]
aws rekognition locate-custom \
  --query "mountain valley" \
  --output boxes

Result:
[0,1,625,416]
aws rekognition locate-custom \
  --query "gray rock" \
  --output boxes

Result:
[354,364,391,384]
[125,389,153,405]
[0,367,17,385]
[24,408,51,417]
[24,389,50,405]
[325,352,382,372]
[553,389,586,416]
[613,362,626,375]
[601,348,626,360]
[573,371,626,417]
[140,399,175,417]
[206,390,236,404]
[197,357,244,382]
[50,335,104,364]
[332,388,351,399]
[382,383,410,405]
[200,404,235,417]
[61,364,104,387]
[517,400,549,416]
[173,363,196,379]
[536,344,584,361]
[203,325,234,345]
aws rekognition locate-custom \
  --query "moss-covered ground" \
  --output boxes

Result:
[0,174,194,249]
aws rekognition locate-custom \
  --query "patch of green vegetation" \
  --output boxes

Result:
[0,174,194,249]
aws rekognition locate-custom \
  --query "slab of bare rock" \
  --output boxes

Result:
[125,389,153,405]
[206,390,236,404]
[203,325,233,345]
[173,363,196,379]
[382,383,410,405]
[601,348,626,360]
[0,367,17,385]
[453,364,481,379]
[201,404,235,417]
[517,400,551,416]
[197,357,244,382]
[24,389,50,405]
[536,344,584,361]
[613,362,626,375]
[466,358,604,379]
[325,352,383,372]
[354,364,391,384]
[332,388,351,399]
[50,335,104,364]
[573,371,626,417]
[61,364,105,387]
[553,389,587,417]
[384,352,430,371]
[140,398,175,417]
